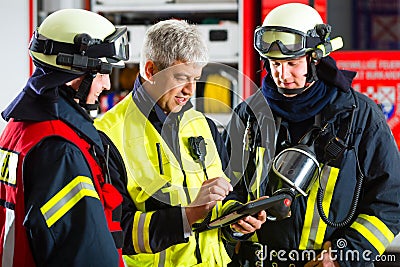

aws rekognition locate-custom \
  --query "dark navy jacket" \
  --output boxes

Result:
[224,74,400,266]
[0,67,122,266]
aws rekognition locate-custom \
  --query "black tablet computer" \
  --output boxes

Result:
[194,193,291,232]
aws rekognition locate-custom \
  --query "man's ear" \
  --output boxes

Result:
[144,60,158,83]
[65,76,85,90]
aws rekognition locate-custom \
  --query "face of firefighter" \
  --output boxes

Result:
[145,61,203,114]
[269,55,311,96]
[68,73,111,104]
[86,73,111,104]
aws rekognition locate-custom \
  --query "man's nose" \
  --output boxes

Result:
[278,64,290,80]
[102,74,111,90]
[183,80,196,95]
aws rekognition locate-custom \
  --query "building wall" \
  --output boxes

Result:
[0,2,30,131]
[328,0,353,49]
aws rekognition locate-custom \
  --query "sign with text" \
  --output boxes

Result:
[332,51,400,148]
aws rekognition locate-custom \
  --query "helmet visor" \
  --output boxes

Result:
[254,26,306,57]
[104,26,129,61]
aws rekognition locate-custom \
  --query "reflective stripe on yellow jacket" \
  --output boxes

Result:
[95,94,231,267]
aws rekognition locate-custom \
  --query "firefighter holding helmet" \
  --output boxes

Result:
[0,9,129,266]
[224,3,400,266]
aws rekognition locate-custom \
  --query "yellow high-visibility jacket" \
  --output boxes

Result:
[95,91,233,267]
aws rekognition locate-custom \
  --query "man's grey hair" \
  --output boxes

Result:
[140,19,209,77]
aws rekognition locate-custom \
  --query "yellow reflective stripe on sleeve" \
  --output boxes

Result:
[358,214,395,242]
[132,212,141,253]
[133,211,154,253]
[40,176,99,227]
[350,214,395,255]
[143,211,152,252]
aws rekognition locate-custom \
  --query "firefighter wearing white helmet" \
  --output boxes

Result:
[29,8,129,113]
[0,9,129,266]
[29,8,128,74]
[254,3,343,95]
[223,3,400,267]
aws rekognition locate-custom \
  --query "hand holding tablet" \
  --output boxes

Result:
[194,193,292,232]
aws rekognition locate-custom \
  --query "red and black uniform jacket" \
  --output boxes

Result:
[0,81,124,267]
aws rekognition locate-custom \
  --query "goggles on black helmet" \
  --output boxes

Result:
[254,26,320,58]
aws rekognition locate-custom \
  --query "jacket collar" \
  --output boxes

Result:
[2,66,80,122]
[322,87,357,123]
[57,89,103,150]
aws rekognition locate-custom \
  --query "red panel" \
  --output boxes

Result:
[314,0,327,22]
[332,51,400,148]
[242,0,260,99]
[85,0,91,10]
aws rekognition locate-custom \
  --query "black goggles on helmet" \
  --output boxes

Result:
[254,26,320,57]
[98,26,130,62]
[29,26,129,62]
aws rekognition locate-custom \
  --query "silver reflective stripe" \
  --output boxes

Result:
[2,208,15,266]
[42,181,97,224]
[158,250,166,267]
[307,167,330,248]
[301,166,333,249]
[251,147,268,198]
[355,217,391,248]
[137,213,147,252]
[307,203,322,247]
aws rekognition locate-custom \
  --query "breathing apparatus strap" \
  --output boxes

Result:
[241,115,260,200]
[316,105,361,229]
[274,116,282,148]
[298,114,322,146]
[273,114,321,150]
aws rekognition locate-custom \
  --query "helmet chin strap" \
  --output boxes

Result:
[75,73,99,113]
[277,55,319,95]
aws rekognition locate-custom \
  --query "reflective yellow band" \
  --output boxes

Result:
[220,200,238,215]
[299,166,339,250]
[40,176,99,227]
[314,167,339,249]
[252,147,266,199]
[0,149,18,185]
[133,211,154,253]
[351,214,394,255]
[232,171,242,180]
[299,172,319,250]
